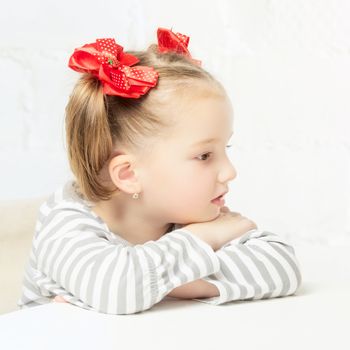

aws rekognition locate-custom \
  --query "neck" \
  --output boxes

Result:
[91,193,173,245]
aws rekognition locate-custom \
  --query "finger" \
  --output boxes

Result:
[220,206,230,213]
[54,295,68,303]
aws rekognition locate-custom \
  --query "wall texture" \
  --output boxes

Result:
[1,0,349,245]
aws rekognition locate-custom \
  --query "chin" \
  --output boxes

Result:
[182,212,220,225]
[210,210,221,220]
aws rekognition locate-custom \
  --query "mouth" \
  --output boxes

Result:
[212,191,228,201]
[211,191,227,206]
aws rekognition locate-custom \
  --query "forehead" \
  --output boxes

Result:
[132,93,234,165]
[167,93,234,144]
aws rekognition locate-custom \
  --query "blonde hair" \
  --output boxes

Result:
[65,44,225,203]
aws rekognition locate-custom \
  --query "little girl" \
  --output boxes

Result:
[17,27,302,315]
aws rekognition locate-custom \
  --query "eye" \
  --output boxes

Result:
[197,145,232,161]
[197,152,212,161]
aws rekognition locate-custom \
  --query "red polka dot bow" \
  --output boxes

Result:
[157,27,202,66]
[68,38,159,98]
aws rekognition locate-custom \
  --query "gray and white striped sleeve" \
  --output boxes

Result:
[34,219,221,315]
[191,229,303,305]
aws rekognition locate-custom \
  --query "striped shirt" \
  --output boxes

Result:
[17,179,302,314]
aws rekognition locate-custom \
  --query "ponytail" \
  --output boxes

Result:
[65,74,114,202]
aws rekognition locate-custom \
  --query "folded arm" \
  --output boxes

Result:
[33,213,221,315]
[167,229,302,304]
[193,229,303,305]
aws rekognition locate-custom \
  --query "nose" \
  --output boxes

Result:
[218,157,237,184]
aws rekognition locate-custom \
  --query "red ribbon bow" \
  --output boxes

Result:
[68,38,159,98]
[68,28,201,98]
[157,27,202,66]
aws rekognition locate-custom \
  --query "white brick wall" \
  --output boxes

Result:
[1,0,349,245]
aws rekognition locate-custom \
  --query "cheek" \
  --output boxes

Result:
[167,167,213,203]
[143,159,213,204]
[145,165,217,223]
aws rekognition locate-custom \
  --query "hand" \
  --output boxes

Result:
[183,206,258,251]
[167,279,220,299]
[218,205,258,239]
[53,295,68,303]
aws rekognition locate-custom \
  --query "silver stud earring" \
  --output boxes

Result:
[132,193,139,199]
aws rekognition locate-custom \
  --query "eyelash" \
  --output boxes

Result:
[197,145,233,161]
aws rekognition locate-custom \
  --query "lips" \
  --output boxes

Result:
[212,190,228,201]
[211,195,226,206]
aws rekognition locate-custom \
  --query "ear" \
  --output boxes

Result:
[108,154,141,195]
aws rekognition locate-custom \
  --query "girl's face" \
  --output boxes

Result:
[139,92,237,225]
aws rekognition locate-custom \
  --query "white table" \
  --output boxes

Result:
[1,244,349,350]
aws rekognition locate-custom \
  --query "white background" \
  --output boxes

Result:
[1,0,349,246]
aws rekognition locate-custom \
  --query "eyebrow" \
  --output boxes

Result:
[191,131,234,147]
